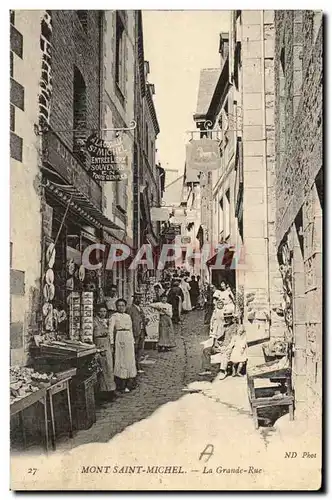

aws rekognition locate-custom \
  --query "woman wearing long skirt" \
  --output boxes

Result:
[109,299,137,393]
[167,280,184,324]
[180,278,192,312]
[93,304,116,401]
[150,294,176,352]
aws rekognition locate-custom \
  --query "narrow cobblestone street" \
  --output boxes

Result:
[12,308,321,490]
[59,309,213,450]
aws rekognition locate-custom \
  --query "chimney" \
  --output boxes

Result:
[219,32,229,67]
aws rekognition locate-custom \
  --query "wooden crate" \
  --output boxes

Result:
[71,372,97,431]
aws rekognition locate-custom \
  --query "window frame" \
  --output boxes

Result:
[115,12,126,97]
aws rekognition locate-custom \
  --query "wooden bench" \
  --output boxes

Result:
[247,343,294,429]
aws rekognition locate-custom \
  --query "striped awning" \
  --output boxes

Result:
[206,245,235,268]
[44,179,121,230]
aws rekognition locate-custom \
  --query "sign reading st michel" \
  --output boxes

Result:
[86,134,128,182]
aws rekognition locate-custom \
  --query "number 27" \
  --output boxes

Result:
[28,468,37,475]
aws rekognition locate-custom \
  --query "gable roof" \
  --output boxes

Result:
[194,68,220,120]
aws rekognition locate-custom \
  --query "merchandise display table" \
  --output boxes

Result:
[10,387,49,452]
[47,376,73,451]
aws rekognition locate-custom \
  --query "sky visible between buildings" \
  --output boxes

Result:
[142,10,230,178]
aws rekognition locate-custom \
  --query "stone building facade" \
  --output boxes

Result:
[274,11,323,423]
[10,10,163,365]
[133,12,162,284]
[102,10,136,298]
[10,10,46,366]
[192,11,285,361]
[235,10,285,364]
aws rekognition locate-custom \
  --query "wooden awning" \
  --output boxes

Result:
[43,179,121,231]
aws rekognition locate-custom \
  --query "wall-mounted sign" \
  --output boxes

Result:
[86,134,128,182]
[186,138,220,171]
[150,207,170,222]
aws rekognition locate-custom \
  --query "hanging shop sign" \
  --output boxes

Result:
[150,207,170,222]
[164,224,182,238]
[181,236,191,245]
[186,138,221,171]
[86,134,129,182]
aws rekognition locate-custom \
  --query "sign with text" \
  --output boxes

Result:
[186,138,221,171]
[86,134,129,182]
[150,207,170,222]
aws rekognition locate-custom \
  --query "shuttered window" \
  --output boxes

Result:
[115,12,126,95]
[115,178,128,213]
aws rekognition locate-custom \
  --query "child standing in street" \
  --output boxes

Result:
[229,326,247,376]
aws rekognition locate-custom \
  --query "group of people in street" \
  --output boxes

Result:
[155,269,205,324]
[92,277,183,402]
[92,273,247,405]
[199,280,248,380]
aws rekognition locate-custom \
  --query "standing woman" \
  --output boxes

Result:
[150,293,176,352]
[93,304,116,401]
[167,280,184,324]
[109,299,137,393]
[180,277,192,313]
[219,280,235,315]
[196,276,205,310]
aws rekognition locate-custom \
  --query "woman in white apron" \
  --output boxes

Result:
[109,299,137,393]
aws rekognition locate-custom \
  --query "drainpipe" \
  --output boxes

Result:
[261,10,271,329]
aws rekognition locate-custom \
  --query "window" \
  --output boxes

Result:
[280,47,285,75]
[225,189,230,238]
[73,66,87,161]
[219,198,224,239]
[115,12,126,94]
[10,104,15,132]
[77,11,88,31]
[145,123,149,154]
[115,178,128,214]
[10,51,13,77]
[116,261,125,298]
[150,140,154,166]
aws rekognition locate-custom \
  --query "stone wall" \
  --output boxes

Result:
[10,11,45,365]
[102,10,136,301]
[274,11,323,422]
[275,11,323,244]
[49,10,101,152]
[240,11,284,365]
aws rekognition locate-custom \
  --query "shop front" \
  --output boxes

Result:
[10,132,126,452]
[206,245,236,290]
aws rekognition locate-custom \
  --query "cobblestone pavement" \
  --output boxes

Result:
[11,308,321,490]
[59,308,210,451]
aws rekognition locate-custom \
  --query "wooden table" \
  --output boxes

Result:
[47,377,73,451]
[10,387,49,453]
